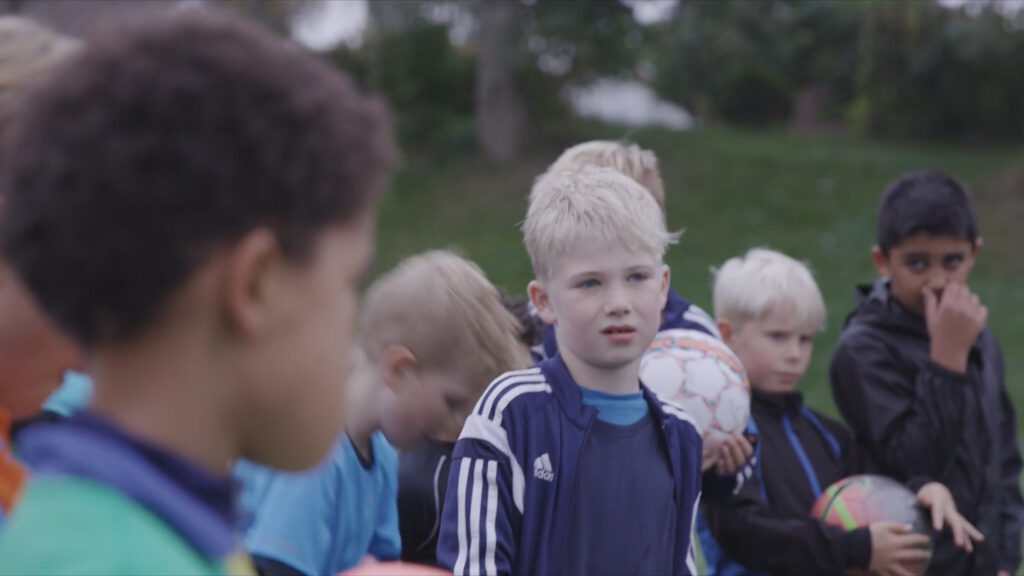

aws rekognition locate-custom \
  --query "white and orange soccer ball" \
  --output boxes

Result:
[640,328,750,453]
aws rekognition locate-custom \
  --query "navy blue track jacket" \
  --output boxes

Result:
[437,354,705,575]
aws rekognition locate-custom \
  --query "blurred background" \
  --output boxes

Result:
[6,0,1024,425]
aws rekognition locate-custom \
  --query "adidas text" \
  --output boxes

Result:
[533,453,554,482]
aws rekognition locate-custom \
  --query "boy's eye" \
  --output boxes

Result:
[799,335,815,345]
[767,331,787,341]
[577,278,600,289]
[627,272,650,282]
[943,255,964,269]
[903,257,927,272]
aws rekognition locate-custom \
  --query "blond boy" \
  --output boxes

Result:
[438,168,705,575]
[535,139,751,480]
[541,140,666,213]
[237,250,530,575]
[702,248,980,576]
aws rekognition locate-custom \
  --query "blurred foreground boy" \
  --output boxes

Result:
[438,168,704,575]
[0,11,395,573]
[704,248,979,576]
[830,171,1023,575]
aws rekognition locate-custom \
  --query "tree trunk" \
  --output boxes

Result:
[475,0,524,162]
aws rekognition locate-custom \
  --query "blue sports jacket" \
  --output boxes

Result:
[437,354,704,576]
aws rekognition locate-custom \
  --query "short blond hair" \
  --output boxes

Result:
[360,250,530,394]
[0,17,80,137]
[713,248,826,330]
[542,140,665,213]
[523,167,677,279]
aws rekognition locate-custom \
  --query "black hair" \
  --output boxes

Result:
[876,170,978,254]
[0,10,396,347]
[497,288,542,350]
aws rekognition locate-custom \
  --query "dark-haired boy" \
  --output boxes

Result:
[830,170,1024,575]
[0,10,394,574]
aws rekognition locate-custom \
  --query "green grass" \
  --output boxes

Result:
[374,123,1024,425]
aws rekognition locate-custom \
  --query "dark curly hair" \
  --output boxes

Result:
[0,10,396,347]
[876,170,978,255]
[497,288,542,350]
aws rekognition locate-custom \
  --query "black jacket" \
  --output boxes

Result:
[704,389,874,575]
[397,439,454,566]
[830,278,1024,575]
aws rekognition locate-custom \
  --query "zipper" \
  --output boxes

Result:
[561,406,598,568]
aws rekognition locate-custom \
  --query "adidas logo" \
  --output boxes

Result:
[533,453,554,482]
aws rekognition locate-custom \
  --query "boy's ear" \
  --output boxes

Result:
[221,228,283,338]
[528,279,556,325]
[717,319,734,345]
[870,245,890,278]
[379,344,417,392]
[973,237,983,255]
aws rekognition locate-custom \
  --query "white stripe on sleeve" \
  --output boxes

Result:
[479,371,545,419]
[484,460,498,575]
[460,414,527,513]
[494,383,552,426]
[454,458,472,575]
[468,459,485,576]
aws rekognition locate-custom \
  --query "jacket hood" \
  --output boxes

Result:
[844,277,928,339]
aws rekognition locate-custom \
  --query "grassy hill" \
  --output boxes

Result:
[374,123,1024,425]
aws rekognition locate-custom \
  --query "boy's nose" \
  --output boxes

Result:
[926,273,949,292]
[785,340,802,361]
[604,284,631,315]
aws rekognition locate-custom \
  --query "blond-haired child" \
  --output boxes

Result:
[542,140,666,213]
[702,248,980,576]
[439,167,705,575]
[533,139,752,482]
[237,250,530,575]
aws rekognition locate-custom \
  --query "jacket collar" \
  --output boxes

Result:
[847,277,985,353]
[752,389,805,417]
[16,411,237,559]
[540,353,671,430]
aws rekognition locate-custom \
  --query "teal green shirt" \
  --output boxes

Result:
[0,477,253,575]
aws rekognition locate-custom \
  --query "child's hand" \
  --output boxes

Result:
[867,521,932,576]
[916,482,984,552]
[701,442,719,472]
[713,432,753,475]
[924,283,987,373]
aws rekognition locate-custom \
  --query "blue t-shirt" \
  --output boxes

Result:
[234,432,401,576]
[565,414,677,575]
[580,386,649,425]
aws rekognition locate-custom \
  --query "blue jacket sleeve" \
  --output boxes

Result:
[437,415,520,576]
